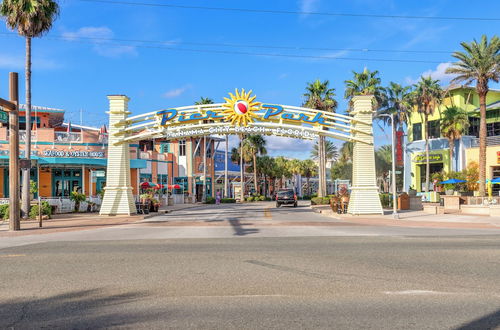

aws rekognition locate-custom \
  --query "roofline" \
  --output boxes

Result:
[62,122,101,131]
[444,84,500,93]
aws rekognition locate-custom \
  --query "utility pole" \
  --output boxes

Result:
[0,73,20,230]
[202,135,207,203]
[224,135,228,198]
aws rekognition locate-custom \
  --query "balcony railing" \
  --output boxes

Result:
[470,136,500,147]
[17,130,37,142]
[55,132,82,142]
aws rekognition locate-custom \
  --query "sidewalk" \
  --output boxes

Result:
[311,205,500,229]
[0,203,200,237]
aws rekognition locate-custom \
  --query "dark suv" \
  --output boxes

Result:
[276,189,297,208]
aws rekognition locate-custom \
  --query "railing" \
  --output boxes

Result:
[470,136,500,147]
[14,130,38,142]
[55,132,82,142]
[465,196,500,206]
[140,151,150,159]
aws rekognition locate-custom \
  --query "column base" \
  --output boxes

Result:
[347,186,383,215]
[99,186,137,216]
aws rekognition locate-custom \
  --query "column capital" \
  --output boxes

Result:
[351,95,375,114]
[107,95,130,102]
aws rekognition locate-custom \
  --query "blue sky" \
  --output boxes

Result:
[0,0,499,158]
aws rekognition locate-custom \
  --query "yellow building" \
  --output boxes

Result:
[404,85,500,192]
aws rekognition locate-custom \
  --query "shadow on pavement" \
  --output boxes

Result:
[454,308,500,330]
[0,289,161,329]
[229,218,259,236]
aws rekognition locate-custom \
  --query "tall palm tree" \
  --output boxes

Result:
[446,35,500,196]
[339,141,354,163]
[344,68,385,111]
[300,159,318,196]
[441,106,470,171]
[310,139,338,166]
[413,76,443,192]
[243,134,266,194]
[194,97,213,201]
[378,82,413,131]
[1,0,59,217]
[303,79,337,197]
[274,156,290,189]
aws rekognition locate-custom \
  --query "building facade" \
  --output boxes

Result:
[0,106,218,202]
[404,86,500,192]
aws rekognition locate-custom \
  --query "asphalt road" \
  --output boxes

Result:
[1,202,500,329]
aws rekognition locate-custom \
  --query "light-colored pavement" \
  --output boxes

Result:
[1,201,500,250]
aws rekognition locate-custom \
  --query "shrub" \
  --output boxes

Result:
[379,193,392,208]
[258,195,265,201]
[301,195,312,200]
[311,197,330,205]
[29,201,52,219]
[205,196,216,204]
[0,204,8,219]
[265,197,272,201]
[221,198,236,203]
[247,196,254,202]
[70,192,87,212]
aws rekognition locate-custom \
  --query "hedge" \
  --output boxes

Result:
[221,198,236,203]
[311,197,330,205]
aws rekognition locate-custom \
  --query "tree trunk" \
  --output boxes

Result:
[478,91,487,197]
[253,154,257,195]
[449,138,454,172]
[21,37,32,218]
[424,113,430,193]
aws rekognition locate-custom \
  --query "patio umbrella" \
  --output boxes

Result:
[167,184,181,189]
[440,179,466,184]
[140,182,157,189]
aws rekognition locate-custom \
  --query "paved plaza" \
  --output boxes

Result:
[1,202,500,329]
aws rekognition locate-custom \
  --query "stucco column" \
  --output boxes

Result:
[347,95,383,215]
[100,95,137,215]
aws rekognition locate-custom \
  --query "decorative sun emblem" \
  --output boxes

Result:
[222,89,261,126]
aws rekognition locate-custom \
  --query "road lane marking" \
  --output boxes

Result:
[384,290,451,295]
[0,254,26,258]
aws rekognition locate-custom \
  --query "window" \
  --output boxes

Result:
[412,123,422,141]
[428,120,440,139]
[160,142,170,153]
[468,117,479,137]
[487,122,500,137]
[179,140,186,156]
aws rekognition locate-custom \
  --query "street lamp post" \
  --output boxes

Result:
[379,113,398,219]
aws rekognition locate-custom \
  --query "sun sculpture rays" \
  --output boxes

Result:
[222,89,261,126]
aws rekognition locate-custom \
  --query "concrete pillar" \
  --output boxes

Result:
[99,95,136,215]
[348,95,383,215]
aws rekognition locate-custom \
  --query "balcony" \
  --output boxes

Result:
[55,132,82,142]
[470,136,500,147]
[19,130,38,142]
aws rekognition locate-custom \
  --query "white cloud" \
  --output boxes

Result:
[405,62,456,85]
[299,0,320,12]
[62,26,137,57]
[162,85,192,99]
[266,135,314,152]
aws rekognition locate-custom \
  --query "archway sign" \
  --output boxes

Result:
[100,90,383,216]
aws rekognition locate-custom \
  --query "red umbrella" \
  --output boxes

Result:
[154,184,164,189]
[167,184,181,189]
[140,182,157,189]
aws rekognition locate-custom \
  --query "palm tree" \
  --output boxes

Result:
[303,79,337,197]
[1,0,59,217]
[378,82,413,131]
[441,106,470,171]
[300,159,318,196]
[344,68,385,111]
[256,155,275,197]
[413,76,443,192]
[311,139,338,166]
[287,159,302,194]
[446,35,500,196]
[339,141,354,163]
[243,135,266,195]
[194,97,214,201]
[274,156,290,189]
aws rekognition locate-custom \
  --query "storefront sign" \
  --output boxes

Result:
[93,170,106,177]
[497,151,500,164]
[413,153,443,163]
[43,150,105,158]
[155,89,331,130]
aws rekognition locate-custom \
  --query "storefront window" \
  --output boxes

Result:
[179,140,186,156]
[53,169,82,197]
[428,120,440,139]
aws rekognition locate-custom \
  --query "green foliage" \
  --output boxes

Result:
[303,79,337,112]
[29,201,52,219]
[301,195,312,200]
[379,193,392,208]
[0,204,8,219]
[258,195,265,201]
[311,197,330,205]
[246,196,254,202]
[221,198,236,203]
[1,0,60,38]
[70,191,86,203]
[30,180,38,194]
[205,196,216,204]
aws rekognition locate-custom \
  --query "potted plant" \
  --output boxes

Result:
[150,198,160,212]
[70,191,87,212]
